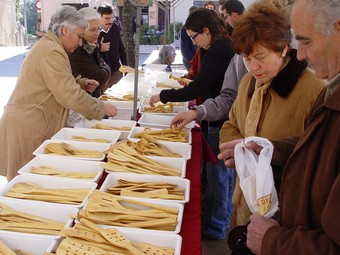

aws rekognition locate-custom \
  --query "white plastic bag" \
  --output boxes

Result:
[67,110,84,128]
[234,136,279,218]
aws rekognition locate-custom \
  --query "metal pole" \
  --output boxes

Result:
[164,0,169,47]
[23,0,28,45]
[173,6,175,43]
[133,5,141,121]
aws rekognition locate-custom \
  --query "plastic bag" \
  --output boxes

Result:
[234,136,278,218]
[66,110,84,128]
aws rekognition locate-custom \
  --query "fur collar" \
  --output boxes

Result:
[247,49,308,98]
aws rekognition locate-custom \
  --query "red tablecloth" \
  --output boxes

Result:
[98,129,205,255]
[179,130,203,255]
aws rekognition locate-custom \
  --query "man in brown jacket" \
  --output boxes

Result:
[219,0,340,253]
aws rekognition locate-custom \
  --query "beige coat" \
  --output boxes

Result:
[220,70,324,142]
[220,51,325,226]
[0,32,105,180]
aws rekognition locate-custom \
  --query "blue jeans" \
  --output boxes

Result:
[202,126,235,239]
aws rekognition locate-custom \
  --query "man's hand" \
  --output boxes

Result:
[100,37,110,52]
[103,102,117,117]
[218,140,264,168]
[170,110,197,129]
[247,214,279,254]
[149,94,160,107]
[85,79,99,93]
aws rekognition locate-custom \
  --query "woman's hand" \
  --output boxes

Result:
[170,110,197,129]
[247,214,280,255]
[178,76,188,86]
[85,79,99,93]
[103,102,117,117]
[149,94,160,107]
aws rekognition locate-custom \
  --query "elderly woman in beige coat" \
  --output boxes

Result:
[0,5,117,181]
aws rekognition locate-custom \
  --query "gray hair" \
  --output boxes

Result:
[159,45,176,63]
[79,7,101,21]
[305,0,340,36]
[48,5,88,36]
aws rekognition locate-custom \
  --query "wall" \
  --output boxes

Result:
[0,0,16,46]
[39,0,255,33]
[170,0,255,25]
[40,0,109,32]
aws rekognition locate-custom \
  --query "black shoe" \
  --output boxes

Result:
[227,225,254,255]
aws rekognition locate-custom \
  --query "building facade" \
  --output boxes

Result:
[37,0,192,33]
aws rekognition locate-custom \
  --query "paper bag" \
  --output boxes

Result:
[234,136,278,218]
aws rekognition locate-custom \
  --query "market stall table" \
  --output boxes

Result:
[97,128,204,255]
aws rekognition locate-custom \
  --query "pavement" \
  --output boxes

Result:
[0,46,29,116]
[0,45,162,117]
[0,46,28,186]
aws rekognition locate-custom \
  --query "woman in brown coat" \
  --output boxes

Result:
[69,7,110,98]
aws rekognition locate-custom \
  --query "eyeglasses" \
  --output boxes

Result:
[190,32,200,42]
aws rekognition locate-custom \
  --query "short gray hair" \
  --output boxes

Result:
[159,45,176,63]
[306,0,340,36]
[48,5,88,36]
[79,7,100,21]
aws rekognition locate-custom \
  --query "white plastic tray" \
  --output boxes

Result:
[106,101,135,115]
[17,156,104,182]
[52,227,182,255]
[100,173,190,203]
[106,77,150,97]
[128,126,192,144]
[33,139,110,161]
[122,139,192,160]
[106,227,182,255]
[81,196,184,234]
[0,174,97,208]
[0,230,56,255]
[75,118,136,140]
[0,197,78,238]
[138,113,195,130]
[104,155,187,178]
[139,104,188,116]
[117,228,182,255]
[51,127,120,144]
[141,95,188,107]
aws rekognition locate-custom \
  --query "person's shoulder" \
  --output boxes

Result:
[299,68,326,90]
[69,47,87,59]
[212,37,232,48]
[110,21,120,30]
[32,33,66,56]
[210,37,233,56]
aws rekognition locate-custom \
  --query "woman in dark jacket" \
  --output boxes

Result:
[69,7,110,98]
[150,7,235,241]
[149,8,234,110]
